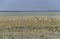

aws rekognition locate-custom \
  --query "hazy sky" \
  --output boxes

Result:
[0,0,60,11]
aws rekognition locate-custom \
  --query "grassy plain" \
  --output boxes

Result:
[0,16,60,32]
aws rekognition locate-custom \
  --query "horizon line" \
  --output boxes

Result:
[0,10,60,12]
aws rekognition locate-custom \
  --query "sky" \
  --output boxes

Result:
[0,0,60,11]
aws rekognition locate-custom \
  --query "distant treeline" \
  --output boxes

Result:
[0,10,60,12]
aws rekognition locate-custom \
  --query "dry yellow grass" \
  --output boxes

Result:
[0,16,60,32]
[0,16,59,26]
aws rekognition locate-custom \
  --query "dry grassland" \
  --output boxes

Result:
[0,16,60,32]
